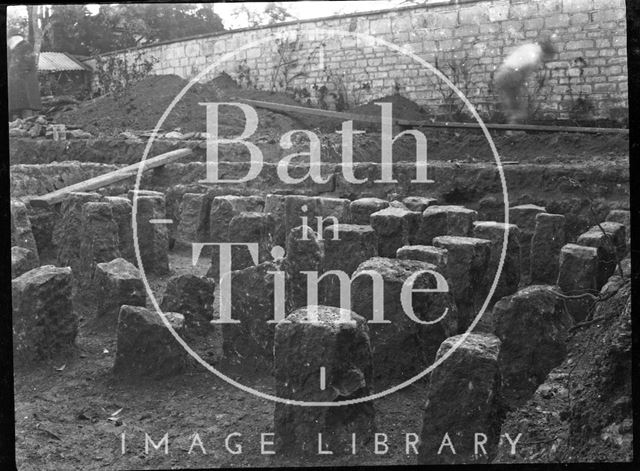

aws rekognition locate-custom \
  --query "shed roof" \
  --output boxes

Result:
[38,52,90,72]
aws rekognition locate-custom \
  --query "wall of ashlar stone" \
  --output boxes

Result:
[88,0,628,122]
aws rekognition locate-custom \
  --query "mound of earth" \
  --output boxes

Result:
[351,93,429,122]
[59,74,301,137]
[209,71,241,91]
[59,75,434,137]
[54,75,628,165]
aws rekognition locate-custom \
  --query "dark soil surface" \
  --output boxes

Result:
[14,247,432,469]
[55,74,629,164]
[58,75,432,138]
[59,75,303,137]
[12,74,632,469]
[351,93,430,121]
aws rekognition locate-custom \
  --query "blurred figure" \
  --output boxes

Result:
[494,31,557,125]
[8,34,42,120]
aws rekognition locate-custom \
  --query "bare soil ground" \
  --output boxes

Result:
[55,74,628,165]
[13,75,632,469]
[14,247,431,470]
[59,75,302,137]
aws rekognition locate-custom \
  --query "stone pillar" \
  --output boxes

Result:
[530,213,565,284]
[493,285,573,407]
[54,192,102,270]
[509,204,546,280]
[228,211,275,271]
[577,222,626,289]
[264,193,287,246]
[12,265,77,362]
[273,194,351,247]
[164,185,198,245]
[350,197,389,225]
[432,236,492,332]
[11,246,38,279]
[556,243,599,321]
[176,193,209,244]
[113,305,187,378]
[322,223,378,307]
[209,195,265,277]
[396,245,448,272]
[223,260,282,368]
[93,258,145,326]
[402,196,437,212]
[11,200,39,260]
[472,221,521,301]
[209,195,265,243]
[605,209,630,251]
[274,306,375,456]
[406,210,422,244]
[418,205,478,244]
[28,205,57,259]
[351,257,458,385]
[160,274,215,329]
[105,196,135,263]
[282,195,318,240]
[135,194,170,274]
[317,197,352,224]
[284,225,324,313]
[418,333,501,464]
[370,206,418,257]
[78,202,121,285]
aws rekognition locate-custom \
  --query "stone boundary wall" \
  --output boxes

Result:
[87,0,628,122]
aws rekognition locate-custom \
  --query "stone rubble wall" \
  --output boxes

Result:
[86,0,628,121]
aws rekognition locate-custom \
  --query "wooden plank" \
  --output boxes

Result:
[238,98,389,124]
[241,98,629,134]
[29,148,193,208]
[396,119,630,134]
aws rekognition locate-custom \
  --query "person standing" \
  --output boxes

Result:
[8,34,42,120]
[493,31,557,125]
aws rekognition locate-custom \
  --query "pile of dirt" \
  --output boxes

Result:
[209,71,241,91]
[53,77,629,165]
[245,92,433,132]
[351,94,429,122]
[58,76,435,137]
[59,75,302,137]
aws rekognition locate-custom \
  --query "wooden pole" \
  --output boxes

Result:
[397,119,630,134]
[240,98,629,135]
[28,148,193,208]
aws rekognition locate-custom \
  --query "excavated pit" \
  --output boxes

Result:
[11,116,631,467]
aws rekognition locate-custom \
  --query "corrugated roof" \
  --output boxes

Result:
[38,52,89,72]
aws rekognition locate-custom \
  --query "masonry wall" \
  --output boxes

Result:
[89,0,628,122]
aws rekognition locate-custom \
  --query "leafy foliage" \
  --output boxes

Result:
[25,4,225,55]
[92,51,159,97]
[232,2,296,27]
[7,9,29,37]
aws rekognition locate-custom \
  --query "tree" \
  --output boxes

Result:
[26,5,51,63]
[12,4,226,56]
[263,2,296,24]
[87,4,224,51]
[7,8,29,37]
[41,5,93,55]
[232,2,296,28]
